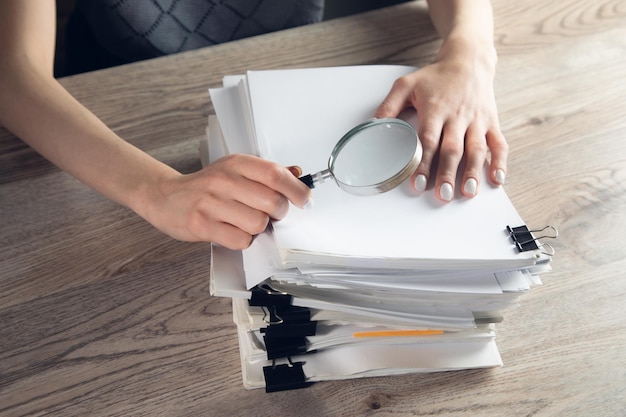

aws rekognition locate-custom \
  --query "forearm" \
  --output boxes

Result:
[426,0,497,70]
[0,0,176,219]
[0,0,314,247]
[0,63,177,218]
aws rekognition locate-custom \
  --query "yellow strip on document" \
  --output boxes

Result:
[353,329,444,338]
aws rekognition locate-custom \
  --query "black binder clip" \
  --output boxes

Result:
[507,225,558,255]
[263,358,313,393]
[260,319,318,338]
[249,283,292,307]
[264,335,313,360]
[262,305,312,325]
[260,304,318,359]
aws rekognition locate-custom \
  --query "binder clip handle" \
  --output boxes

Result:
[249,283,292,307]
[507,225,558,255]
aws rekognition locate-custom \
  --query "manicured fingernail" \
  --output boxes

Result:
[463,178,478,196]
[303,198,315,210]
[287,165,303,177]
[439,183,453,202]
[495,169,506,185]
[413,174,427,192]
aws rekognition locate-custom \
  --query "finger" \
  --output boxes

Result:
[180,198,258,249]
[195,192,272,237]
[461,125,488,197]
[411,116,443,192]
[286,165,302,177]
[202,221,255,250]
[201,158,292,221]
[374,76,412,118]
[486,127,509,185]
[435,122,465,202]
[237,156,312,209]
[228,177,291,221]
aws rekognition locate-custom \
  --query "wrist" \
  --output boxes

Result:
[127,160,180,229]
[436,31,498,76]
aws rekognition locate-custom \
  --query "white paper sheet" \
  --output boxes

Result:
[238,327,502,389]
[242,66,537,269]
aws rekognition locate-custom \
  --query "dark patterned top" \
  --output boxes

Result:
[65,0,324,74]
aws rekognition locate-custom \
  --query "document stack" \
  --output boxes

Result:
[203,65,555,392]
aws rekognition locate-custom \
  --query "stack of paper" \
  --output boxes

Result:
[205,65,553,392]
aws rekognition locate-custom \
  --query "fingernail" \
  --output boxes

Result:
[439,183,454,202]
[413,174,427,192]
[463,178,478,196]
[287,165,303,177]
[495,169,506,185]
[303,198,315,210]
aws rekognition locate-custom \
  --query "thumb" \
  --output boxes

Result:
[374,79,411,118]
[286,165,303,177]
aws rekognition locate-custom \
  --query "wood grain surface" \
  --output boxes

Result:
[1,1,625,416]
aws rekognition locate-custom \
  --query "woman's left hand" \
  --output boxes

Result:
[375,37,508,202]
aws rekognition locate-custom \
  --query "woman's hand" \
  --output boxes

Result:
[143,154,312,249]
[376,0,508,202]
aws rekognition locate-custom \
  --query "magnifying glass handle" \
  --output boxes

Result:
[299,174,316,189]
[299,169,332,189]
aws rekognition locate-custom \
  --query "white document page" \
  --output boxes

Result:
[244,66,536,269]
[238,328,502,389]
[208,75,254,156]
[211,244,477,328]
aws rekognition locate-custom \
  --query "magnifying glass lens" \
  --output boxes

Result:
[299,118,420,195]
[331,121,417,187]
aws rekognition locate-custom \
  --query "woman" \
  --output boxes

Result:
[0,0,507,250]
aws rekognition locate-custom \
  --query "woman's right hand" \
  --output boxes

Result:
[142,154,312,249]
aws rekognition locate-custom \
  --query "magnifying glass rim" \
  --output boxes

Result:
[328,117,421,196]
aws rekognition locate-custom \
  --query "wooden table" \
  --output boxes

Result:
[1,1,625,415]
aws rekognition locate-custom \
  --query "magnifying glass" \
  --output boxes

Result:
[299,118,422,196]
